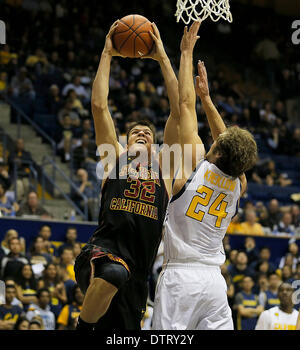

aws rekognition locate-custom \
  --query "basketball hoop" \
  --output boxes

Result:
[175,0,233,24]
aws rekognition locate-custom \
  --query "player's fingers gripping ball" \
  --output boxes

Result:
[112,14,154,58]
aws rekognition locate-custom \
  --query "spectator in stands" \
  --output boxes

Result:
[62,76,89,101]
[139,96,156,123]
[10,67,35,99]
[72,133,97,170]
[259,102,277,128]
[46,84,62,115]
[0,237,29,280]
[37,263,68,316]
[240,209,265,236]
[57,99,81,127]
[278,250,299,274]
[28,236,53,267]
[73,242,82,259]
[255,202,269,227]
[16,191,52,218]
[66,89,88,117]
[253,273,269,295]
[121,92,140,117]
[137,73,156,95]
[28,316,44,330]
[8,138,33,201]
[226,249,238,267]
[265,199,282,231]
[250,246,276,273]
[72,168,97,221]
[26,288,56,330]
[25,48,48,69]
[255,261,274,279]
[59,247,75,282]
[13,316,30,330]
[234,275,264,330]
[58,227,79,256]
[259,272,281,310]
[37,225,58,258]
[57,114,78,163]
[273,212,296,236]
[15,264,38,312]
[291,205,300,228]
[1,229,26,255]
[227,251,255,293]
[281,264,294,284]
[0,284,23,330]
[294,261,300,281]
[57,284,83,330]
[79,118,95,139]
[4,278,23,309]
[0,175,19,216]
[243,237,260,265]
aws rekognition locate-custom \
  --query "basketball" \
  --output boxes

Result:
[112,14,154,58]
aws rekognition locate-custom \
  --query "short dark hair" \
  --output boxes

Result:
[37,288,50,299]
[126,119,156,143]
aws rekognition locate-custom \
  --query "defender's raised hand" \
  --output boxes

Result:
[180,21,201,53]
[141,22,167,61]
[195,60,209,99]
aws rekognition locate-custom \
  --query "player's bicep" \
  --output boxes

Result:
[163,114,180,147]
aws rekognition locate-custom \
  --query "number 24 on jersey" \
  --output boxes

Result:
[186,185,228,228]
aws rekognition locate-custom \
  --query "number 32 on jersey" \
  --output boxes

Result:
[186,185,228,228]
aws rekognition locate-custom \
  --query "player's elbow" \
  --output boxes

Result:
[91,99,108,112]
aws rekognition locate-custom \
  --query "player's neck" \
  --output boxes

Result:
[279,305,294,314]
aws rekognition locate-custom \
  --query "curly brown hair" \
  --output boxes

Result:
[213,126,258,178]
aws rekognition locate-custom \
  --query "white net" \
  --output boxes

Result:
[175,0,232,24]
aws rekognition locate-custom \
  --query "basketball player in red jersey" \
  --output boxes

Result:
[75,20,180,330]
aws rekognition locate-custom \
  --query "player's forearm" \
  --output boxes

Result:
[200,95,226,140]
[159,56,180,119]
[91,52,112,109]
[179,51,196,108]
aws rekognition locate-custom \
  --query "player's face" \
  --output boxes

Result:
[278,284,293,305]
[127,126,154,157]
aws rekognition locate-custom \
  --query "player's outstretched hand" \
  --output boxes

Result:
[195,60,209,99]
[180,21,201,53]
[103,20,126,58]
[141,22,167,61]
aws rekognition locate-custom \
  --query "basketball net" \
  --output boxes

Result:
[175,0,232,24]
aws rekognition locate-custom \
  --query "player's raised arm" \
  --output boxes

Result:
[195,61,226,140]
[144,23,180,147]
[195,61,248,196]
[179,22,205,172]
[92,21,124,159]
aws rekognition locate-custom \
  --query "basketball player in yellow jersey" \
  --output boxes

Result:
[152,22,258,330]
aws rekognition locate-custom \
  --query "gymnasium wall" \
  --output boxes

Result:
[0,217,299,265]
